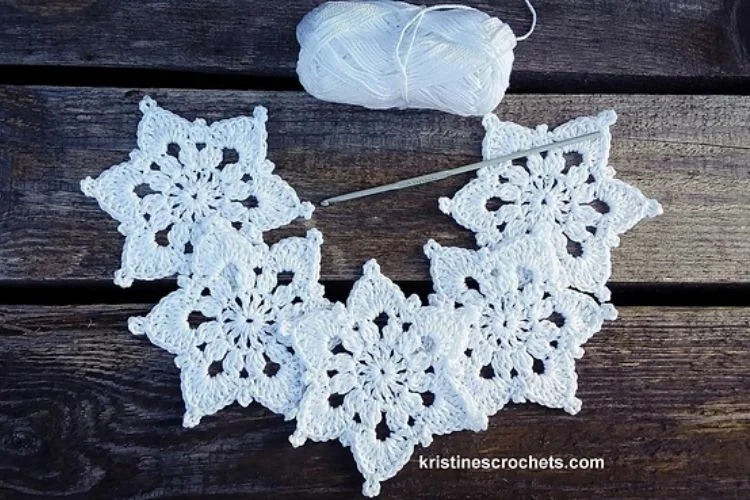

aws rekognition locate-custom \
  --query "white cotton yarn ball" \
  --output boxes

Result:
[296,1,521,117]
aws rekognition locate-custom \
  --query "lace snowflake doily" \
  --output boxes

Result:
[287,260,486,497]
[439,111,663,300]
[425,236,616,417]
[129,217,326,427]
[81,97,314,287]
[82,102,661,497]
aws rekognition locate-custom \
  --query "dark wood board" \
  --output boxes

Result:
[0,1,749,87]
[1,86,749,284]
[0,304,748,498]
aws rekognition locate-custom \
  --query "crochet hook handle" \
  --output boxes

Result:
[319,131,602,207]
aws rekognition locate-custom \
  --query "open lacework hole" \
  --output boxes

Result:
[208,360,223,376]
[587,199,610,214]
[375,413,391,441]
[330,339,353,356]
[562,151,583,174]
[242,196,259,209]
[154,224,173,247]
[511,157,528,171]
[216,148,239,171]
[464,277,480,291]
[485,197,511,212]
[134,183,158,198]
[328,393,345,408]
[565,236,584,258]
[271,272,303,306]
[263,353,280,377]
[166,142,181,158]
[208,353,227,377]
[545,311,566,327]
[374,312,389,335]
[532,357,545,374]
[276,271,295,284]
[479,363,495,379]
[188,310,212,329]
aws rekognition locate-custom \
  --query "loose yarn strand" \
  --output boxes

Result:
[395,4,475,103]
[516,0,537,41]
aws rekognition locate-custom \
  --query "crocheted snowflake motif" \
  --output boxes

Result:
[81,96,314,287]
[128,219,326,427]
[425,236,617,416]
[439,111,662,300]
[287,260,485,497]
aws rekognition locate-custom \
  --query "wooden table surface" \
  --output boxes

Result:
[1,1,749,498]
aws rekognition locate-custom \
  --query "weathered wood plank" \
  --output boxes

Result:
[1,87,749,284]
[0,305,747,497]
[0,0,749,85]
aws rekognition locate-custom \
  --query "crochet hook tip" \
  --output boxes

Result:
[319,200,331,207]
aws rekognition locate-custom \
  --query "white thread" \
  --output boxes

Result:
[516,0,537,41]
[296,1,535,116]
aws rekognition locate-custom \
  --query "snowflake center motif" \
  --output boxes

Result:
[354,322,425,405]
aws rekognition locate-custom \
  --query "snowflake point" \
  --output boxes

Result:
[253,105,268,122]
[139,95,157,113]
[362,259,381,275]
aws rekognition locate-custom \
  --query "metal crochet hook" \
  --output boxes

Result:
[319,131,602,207]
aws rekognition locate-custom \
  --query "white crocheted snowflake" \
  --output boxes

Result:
[426,237,616,417]
[287,260,485,497]
[81,96,314,287]
[439,111,662,300]
[128,218,326,427]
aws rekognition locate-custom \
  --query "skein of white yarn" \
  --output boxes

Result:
[296,0,536,117]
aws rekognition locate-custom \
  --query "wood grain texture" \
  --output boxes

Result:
[0,0,749,85]
[1,86,749,284]
[0,304,748,498]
